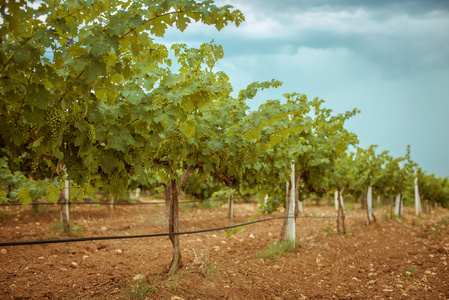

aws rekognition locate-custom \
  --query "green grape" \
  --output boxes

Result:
[18,121,32,142]
[87,125,96,141]
[32,156,38,173]
[45,106,66,142]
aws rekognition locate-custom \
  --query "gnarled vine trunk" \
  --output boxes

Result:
[228,193,234,220]
[168,179,182,276]
[167,165,196,275]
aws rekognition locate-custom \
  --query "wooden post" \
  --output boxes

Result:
[59,179,70,233]
[286,161,296,242]
[367,186,373,223]
[414,170,421,216]
[109,193,115,210]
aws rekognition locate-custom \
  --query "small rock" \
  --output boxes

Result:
[83,255,89,260]
[171,296,185,300]
[100,226,107,231]
[115,249,123,255]
[59,267,68,272]
[71,262,79,268]
[0,249,7,254]
[249,234,255,239]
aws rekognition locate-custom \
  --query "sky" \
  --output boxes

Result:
[162,0,449,178]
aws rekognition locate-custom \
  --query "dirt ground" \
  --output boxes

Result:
[0,199,448,299]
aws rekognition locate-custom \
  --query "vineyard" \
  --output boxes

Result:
[1,0,449,299]
[0,199,448,299]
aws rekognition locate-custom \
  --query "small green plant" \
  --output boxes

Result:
[256,239,296,261]
[420,215,431,221]
[428,216,448,237]
[344,203,354,211]
[391,214,406,222]
[200,199,221,209]
[204,261,219,274]
[226,226,245,238]
[382,213,390,220]
[0,211,11,221]
[189,248,220,275]
[50,221,84,238]
[169,275,179,293]
[404,266,419,281]
[411,217,422,227]
[122,274,160,298]
[179,202,198,212]
[322,223,334,235]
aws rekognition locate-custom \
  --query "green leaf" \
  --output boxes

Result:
[46,185,61,204]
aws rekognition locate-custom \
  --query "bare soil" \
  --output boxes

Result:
[1,199,448,299]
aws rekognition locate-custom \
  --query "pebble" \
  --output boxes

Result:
[0,249,7,254]
[71,262,79,268]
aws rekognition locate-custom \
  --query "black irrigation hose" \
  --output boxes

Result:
[0,204,393,247]
[0,198,229,207]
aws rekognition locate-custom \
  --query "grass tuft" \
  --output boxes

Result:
[256,239,296,261]
[122,274,160,298]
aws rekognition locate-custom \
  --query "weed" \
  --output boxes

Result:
[50,221,84,238]
[404,266,419,281]
[0,211,11,221]
[391,214,406,222]
[122,274,160,298]
[428,216,448,237]
[169,275,180,293]
[200,200,221,210]
[189,248,220,275]
[420,215,431,221]
[344,203,354,211]
[322,223,334,235]
[179,202,198,213]
[411,217,422,227]
[256,239,296,261]
[203,261,219,274]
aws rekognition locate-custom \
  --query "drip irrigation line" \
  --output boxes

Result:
[0,204,393,247]
[0,198,230,207]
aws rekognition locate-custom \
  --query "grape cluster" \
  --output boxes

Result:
[32,156,38,173]
[66,111,83,126]
[45,106,66,142]
[87,124,96,141]
[18,121,33,142]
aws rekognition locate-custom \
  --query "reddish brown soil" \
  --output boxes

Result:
[0,200,448,299]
